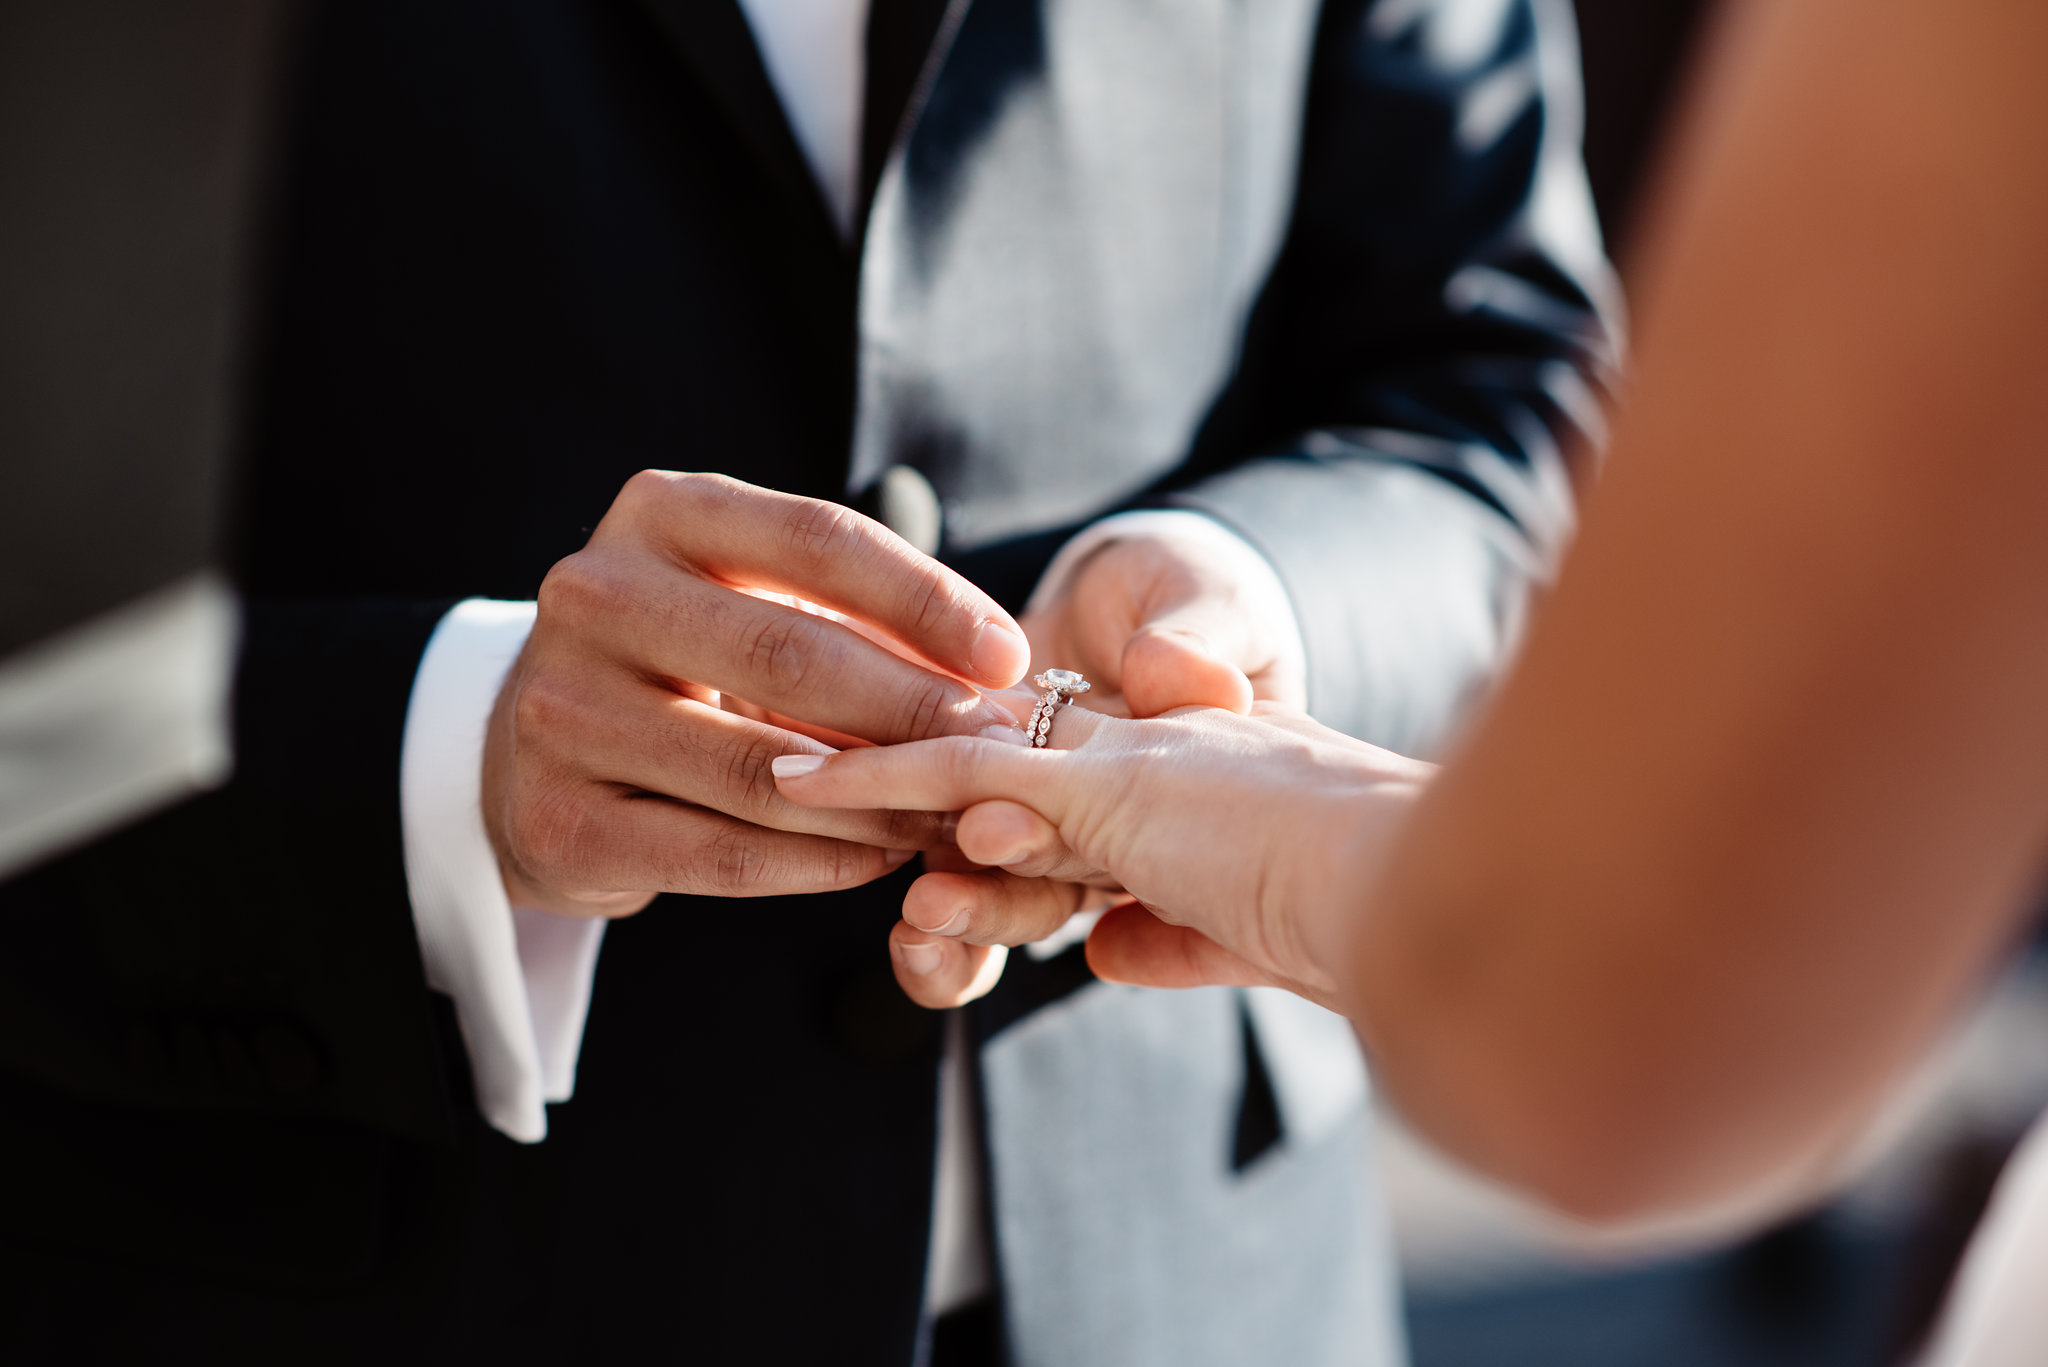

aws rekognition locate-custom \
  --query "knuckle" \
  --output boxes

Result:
[510,784,591,882]
[536,555,602,622]
[686,470,741,498]
[782,499,860,565]
[510,674,575,740]
[828,840,874,888]
[719,732,788,810]
[673,470,747,519]
[903,574,957,640]
[619,468,676,509]
[740,612,828,698]
[623,470,744,542]
[898,678,957,741]
[699,825,766,895]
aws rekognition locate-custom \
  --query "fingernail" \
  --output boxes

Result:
[885,849,918,870]
[899,941,946,976]
[979,723,1030,747]
[970,621,1030,685]
[771,754,828,779]
[908,904,970,936]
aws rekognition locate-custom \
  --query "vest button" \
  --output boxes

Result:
[857,465,943,555]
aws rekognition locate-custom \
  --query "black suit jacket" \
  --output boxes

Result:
[0,1,1616,1361]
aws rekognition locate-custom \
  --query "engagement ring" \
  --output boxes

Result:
[1028,669,1091,748]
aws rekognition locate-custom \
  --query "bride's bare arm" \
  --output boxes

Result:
[1352,0,2048,1219]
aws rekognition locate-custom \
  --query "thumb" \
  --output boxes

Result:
[1120,602,1257,717]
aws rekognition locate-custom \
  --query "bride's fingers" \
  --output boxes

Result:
[1083,903,1282,991]
[772,720,1101,815]
[891,922,1009,1008]
[1245,701,1435,781]
[1244,700,1330,737]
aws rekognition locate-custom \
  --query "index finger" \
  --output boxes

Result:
[617,471,1030,687]
[770,735,1069,820]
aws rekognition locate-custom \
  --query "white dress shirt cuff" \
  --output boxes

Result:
[399,598,605,1143]
[1918,1104,2048,1366]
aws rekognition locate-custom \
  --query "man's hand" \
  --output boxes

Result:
[481,471,1031,917]
[1023,527,1306,718]
[886,525,1308,1006]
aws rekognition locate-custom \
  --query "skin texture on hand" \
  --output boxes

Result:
[481,470,1030,917]
[881,529,1313,1006]
[775,701,1433,1011]
[1020,531,1306,719]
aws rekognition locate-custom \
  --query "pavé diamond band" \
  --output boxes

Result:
[1027,669,1091,748]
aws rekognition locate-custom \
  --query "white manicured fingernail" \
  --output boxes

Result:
[899,941,946,976]
[771,754,827,779]
[979,723,1030,747]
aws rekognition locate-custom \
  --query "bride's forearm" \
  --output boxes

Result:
[1336,0,2048,1223]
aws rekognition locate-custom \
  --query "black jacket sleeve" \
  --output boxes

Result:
[0,598,458,1142]
[1169,0,1622,755]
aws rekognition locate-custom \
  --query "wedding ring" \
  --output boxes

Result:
[1027,669,1090,748]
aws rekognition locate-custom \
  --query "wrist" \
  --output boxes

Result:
[1280,774,1429,997]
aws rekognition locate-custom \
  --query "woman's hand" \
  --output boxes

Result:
[773,701,1433,1010]
[875,524,1310,1006]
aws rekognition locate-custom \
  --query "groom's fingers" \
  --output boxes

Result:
[952,801,1077,878]
[1084,903,1277,990]
[890,923,1009,1008]
[902,868,1090,947]
[1119,622,1256,718]
[615,471,1030,688]
[951,799,1115,883]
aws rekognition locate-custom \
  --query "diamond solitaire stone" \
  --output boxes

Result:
[1036,669,1090,695]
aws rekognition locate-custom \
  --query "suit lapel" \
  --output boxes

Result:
[859,0,970,223]
[632,0,840,241]
[630,0,977,249]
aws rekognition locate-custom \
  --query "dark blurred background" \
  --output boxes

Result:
[0,0,281,880]
[1573,0,1717,264]
[1397,5,2048,1362]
